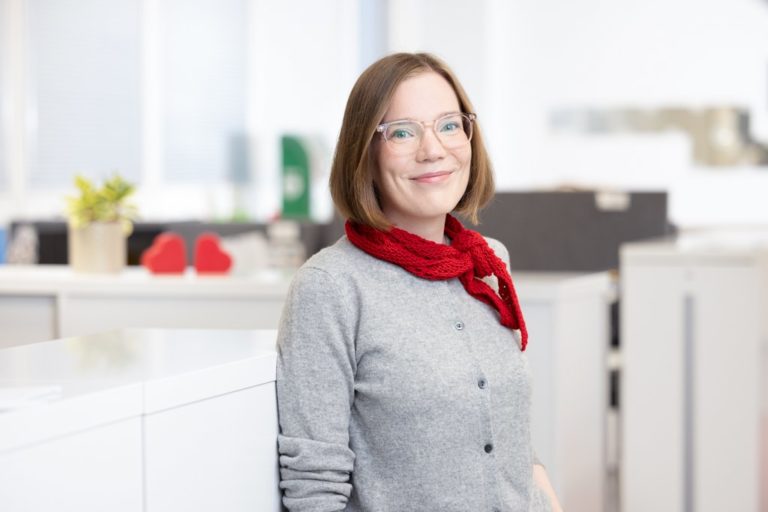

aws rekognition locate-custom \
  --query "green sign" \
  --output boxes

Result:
[281,135,310,219]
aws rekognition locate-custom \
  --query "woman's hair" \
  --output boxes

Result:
[329,52,495,229]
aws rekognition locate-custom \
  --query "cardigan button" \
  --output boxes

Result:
[478,378,487,389]
[484,443,493,454]
[454,321,465,331]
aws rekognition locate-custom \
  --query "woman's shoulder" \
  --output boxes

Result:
[482,235,511,267]
[300,235,366,275]
[290,236,373,291]
[294,233,420,298]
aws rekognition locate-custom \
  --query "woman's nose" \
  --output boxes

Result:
[416,127,447,161]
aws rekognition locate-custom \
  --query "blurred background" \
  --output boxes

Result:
[0,1,767,512]
[1,0,767,228]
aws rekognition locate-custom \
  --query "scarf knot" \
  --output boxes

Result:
[345,214,528,351]
[450,232,495,278]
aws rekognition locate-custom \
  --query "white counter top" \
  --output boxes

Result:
[0,264,292,297]
[621,227,768,264]
[0,266,293,348]
[0,328,277,452]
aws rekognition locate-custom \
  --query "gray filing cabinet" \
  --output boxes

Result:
[621,231,768,512]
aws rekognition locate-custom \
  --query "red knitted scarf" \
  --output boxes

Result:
[345,214,528,351]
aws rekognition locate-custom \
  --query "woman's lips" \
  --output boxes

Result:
[410,170,453,183]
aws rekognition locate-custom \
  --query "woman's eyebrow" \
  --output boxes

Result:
[382,111,463,123]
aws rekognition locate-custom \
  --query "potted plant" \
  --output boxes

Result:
[65,174,138,273]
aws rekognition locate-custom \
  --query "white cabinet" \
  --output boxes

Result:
[144,385,280,512]
[516,272,616,512]
[0,329,280,512]
[0,266,291,348]
[0,295,58,347]
[0,419,144,511]
[621,232,768,512]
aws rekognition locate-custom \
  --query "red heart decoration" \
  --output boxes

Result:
[141,232,187,274]
[194,233,232,274]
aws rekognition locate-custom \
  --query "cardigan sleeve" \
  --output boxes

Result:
[276,266,358,511]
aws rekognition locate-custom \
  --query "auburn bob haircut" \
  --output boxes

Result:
[329,52,495,230]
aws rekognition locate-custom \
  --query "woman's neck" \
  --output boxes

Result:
[388,215,447,244]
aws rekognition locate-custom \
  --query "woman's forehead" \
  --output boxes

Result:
[383,71,461,122]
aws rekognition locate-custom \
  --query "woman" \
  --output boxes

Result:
[277,53,563,512]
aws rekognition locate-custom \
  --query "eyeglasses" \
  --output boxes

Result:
[376,112,476,155]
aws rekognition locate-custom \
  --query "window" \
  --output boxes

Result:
[26,0,142,187]
[160,0,248,183]
[1,0,359,224]
[0,0,7,191]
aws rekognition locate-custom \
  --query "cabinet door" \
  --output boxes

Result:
[144,383,281,512]
[622,264,687,512]
[522,298,557,483]
[0,295,57,347]
[0,418,143,511]
[553,280,611,512]
[522,273,612,512]
[622,261,763,512]
[691,264,761,512]
[59,295,286,337]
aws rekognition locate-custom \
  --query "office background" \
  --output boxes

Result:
[1,1,767,511]
[1,0,768,230]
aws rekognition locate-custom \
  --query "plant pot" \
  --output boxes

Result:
[68,222,127,274]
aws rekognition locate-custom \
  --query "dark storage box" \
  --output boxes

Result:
[475,191,671,272]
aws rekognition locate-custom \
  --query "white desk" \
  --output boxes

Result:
[0,328,280,512]
[0,265,615,512]
[0,265,292,348]
[621,230,768,512]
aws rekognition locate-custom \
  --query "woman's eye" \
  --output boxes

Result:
[439,121,460,133]
[390,128,415,139]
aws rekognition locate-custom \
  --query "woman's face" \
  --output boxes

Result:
[374,71,471,231]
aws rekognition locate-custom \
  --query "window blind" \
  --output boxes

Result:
[0,0,7,191]
[160,0,248,183]
[26,0,141,188]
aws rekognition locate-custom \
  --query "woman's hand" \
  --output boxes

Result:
[533,464,564,512]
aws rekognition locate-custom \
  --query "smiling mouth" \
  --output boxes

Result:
[411,170,453,183]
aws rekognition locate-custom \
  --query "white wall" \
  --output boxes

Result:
[3,0,768,228]
[247,0,358,222]
[388,0,768,228]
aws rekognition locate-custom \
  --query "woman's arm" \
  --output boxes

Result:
[277,266,358,511]
[533,464,564,512]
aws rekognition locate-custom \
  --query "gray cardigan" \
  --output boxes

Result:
[276,236,552,512]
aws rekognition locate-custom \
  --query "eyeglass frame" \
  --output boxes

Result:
[375,112,477,151]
